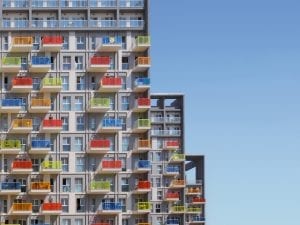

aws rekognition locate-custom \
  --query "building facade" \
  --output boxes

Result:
[0,1,205,225]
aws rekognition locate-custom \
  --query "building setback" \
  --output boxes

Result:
[0,1,205,225]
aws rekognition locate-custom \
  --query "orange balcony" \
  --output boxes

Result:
[165,192,180,201]
[92,223,110,225]
[99,77,122,92]
[132,139,151,153]
[29,182,51,195]
[11,77,33,92]
[10,37,33,52]
[41,36,63,51]
[187,187,202,195]
[133,98,151,112]
[133,57,151,72]
[41,203,62,215]
[29,98,51,113]
[170,179,185,188]
[87,139,110,153]
[10,119,33,133]
[191,197,206,204]
[133,181,151,194]
[11,160,32,174]
[40,119,62,133]
[164,140,180,150]
[100,160,122,173]
[10,203,32,215]
[88,56,110,72]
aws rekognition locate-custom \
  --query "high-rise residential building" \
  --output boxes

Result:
[0,1,205,225]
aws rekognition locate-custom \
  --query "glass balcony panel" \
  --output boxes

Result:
[102,119,122,127]
[3,0,29,7]
[31,140,51,148]
[90,0,116,7]
[41,161,62,169]
[1,182,21,190]
[119,0,144,7]
[32,0,59,7]
[0,140,21,149]
[102,202,122,210]
[102,160,122,168]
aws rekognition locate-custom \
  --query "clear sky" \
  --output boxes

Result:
[150,1,300,225]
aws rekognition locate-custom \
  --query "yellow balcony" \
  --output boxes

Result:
[137,202,151,213]
[88,181,111,194]
[170,205,185,214]
[133,57,151,72]
[10,119,33,133]
[10,37,33,52]
[187,207,202,214]
[0,140,21,154]
[29,98,51,113]
[40,161,62,174]
[187,187,202,195]
[2,57,21,72]
[40,78,62,92]
[170,179,185,188]
[88,98,111,112]
[170,153,185,162]
[133,119,151,133]
[10,203,32,215]
[133,36,151,52]
[29,182,51,195]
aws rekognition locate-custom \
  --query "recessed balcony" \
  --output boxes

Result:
[40,78,62,92]
[10,37,33,52]
[137,202,151,213]
[0,182,21,195]
[11,77,33,93]
[87,139,110,153]
[99,77,122,92]
[0,140,21,154]
[29,98,51,113]
[10,203,32,215]
[41,203,62,215]
[97,36,122,52]
[11,160,33,174]
[133,119,151,133]
[170,205,185,214]
[10,119,33,133]
[132,139,151,153]
[98,202,122,214]
[133,98,151,112]
[133,181,151,194]
[29,57,51,73]
[133,57,150,72]
[88,181,111,194]
[2,57,21,72]
[41,36,63,52]
[165,166,180,176]
[29,140,51,154]
[100,160,122,173]
[0,99,23,113]
[133,78,150,92]
[133,36,150,52]
[170,179,185,188]
[99,118,122,133]
[164,140,180,150]
[165,192,180,201]
[170,153,185,162]
[40,119,62,133]
[40,161,62,174]
[134,160,151,173]
[186,187,202,195]
[29,182,51,195]
[88,98,111,112]
[88,56,110,72]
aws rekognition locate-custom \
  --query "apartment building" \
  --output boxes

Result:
[0,1,205,225]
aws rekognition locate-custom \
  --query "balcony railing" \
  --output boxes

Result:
[192,197,206,204]
[102,202,122,210]
[1,182,21,190]
[137,139,151,149]
[12,37,32,45]
[2,57,21,66]
[119,0,144,7]
[136,98,150,107]
[167,219,180,225]
[32,0,59,7]
[90,98,110,108]
[102,118,122,128]
[135,78,150,86]
[12,119,33,128]
[166,166,180,173]
[137,202,151,210]
[191,216,205,222]
[42,119,62,127]
[137,181,151,189]
[12,77,33,86]
[42,78,62,86]
[136,36,150,45]
[31,182,50,190]
[135,119,151,128]
[12,203,32,211]
[0,140,21,149]
[165,140,180,148]
[61,0,87,7]
[90,139,110,148]
[90,20,117,28]
[42,203,62,211]
[31,140,51,148]
[171,205,185,212]
[170,153,185,161]
[137,160,151,169]
[32,20,59,28]
[1,99,22,107]
[102,36,122,45]
[171,179,185,187]
[31,56,51,65]
[151,130,181,136]
[12,160,32,169]
[119,20,144,28]
[89,0,117,7]
[91,56,110,65]
[187,207,202,213]
[135,57,150,66]
[101,77,122,86]
[31,99,51,107]
[42,36,63,44]
[90,181,110,191]
[60,20,88,28]
[41,161,62,169]
[3,0,29,7]
[102,160,122,169]
[187,187,202,194]
[166,192,180,199]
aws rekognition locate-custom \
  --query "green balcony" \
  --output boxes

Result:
[187,207,202,214]
[0,140,21,154]
[134,119,151,133]
[137,202,151,213]
[40,78,62,92]
[88,98,110,112]
[2,57,21,72]
[171,205,185,213]
[134,36,151,52]
[89,181,111,194]
[170,153,185,162]
[40,161,62,174]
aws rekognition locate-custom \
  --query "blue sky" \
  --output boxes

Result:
[150,1,300,225]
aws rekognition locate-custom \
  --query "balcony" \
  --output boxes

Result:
[137,202,151,213]
[60,20,88,28]
[88,139,110,153]
[61,0,87,7]
[10,119,33,133]
[99,77,122,92]
[164,140,180,150]
[41,203,62,215]
[134,160,151,173]
[29,98,51,113]
[29,140,51,154]
[3,0,29,8]
[165,192,180,201]
[170,205,185,214]
[40,161,62,174]
[97,36,122,52]
[133,57,150,72]
[132,139,151,153]
[88,181,111,194]
[133,181,151,194]
[166,219,180,225]
[165,166,180,176]
[40,78,62,92]
[32,0,59,8]
[10,203,32,215]
[133,36,150,52]
[137,223,150,225]
[0,182,21,195]
[100,160,122,173]
[151,130,181,137]
[133,119,151,133]
[186,187,202,195]
[190,216,205,224]
[187,207,202,214]
[98,202,122,214]
[32,19,59,28]
[99,118,122,133]
[29,57,51,73]
[2,57,21,72]
[29,182,51,195]
[10,37,32,52]
[133,98,151,112]
[88,98,110,112]
[89,0,117,7]
[119,0,144,8]
[191,197,206,205]
[11,160,32,174]
[40,119,63,133]
[0,99,23,113]
[170,153,185,162]
[3,19,29,29]
[170,179,185,188]
[11,77,33,93]
[88,56,110,72]
[41,36,63,51]
[119,19,144,28]
[0,140,21,154]
[133,77,150,92]
[89,19,117,28]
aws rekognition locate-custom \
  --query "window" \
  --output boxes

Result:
[62,96,71,111]
[63,56,71,70]
[157,165,162,174]
[76,198,85,212]
[75,219,83,225]
[74,96,83,111]
[120,116,127,131]
[61,198,69,213]
[122,137,129,152]
[75,56,84,70]
[76,115,84,131]
[62,116,69,131]
[76,75,85,90]
[155,152,161,161]
[32,77,41,90]
[76,36,85,50]
[91,36,96,50]
[157,216,163,225]
[21,57,27,70]
[62,35,69,50]
[62,178,71,192]
[62,137,71,151]
[3,36,8,50]
[108,136,115,151]
[121,178,129,192]
[76,157,85,172]
[155,177,161,187]
[157,191,162,200]
[122,57,129,70]
[121,76,126,89]
[74,137,83,152]
[121,96,129,110]
[109,96,115,110]
[61,74,69,91]
[121,36,126,49]
[61,157,69,172]
[75,178,83,192]
[89,117,96,131]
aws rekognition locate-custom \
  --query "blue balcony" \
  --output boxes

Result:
[135,160,151,173]
[166,166,180,175]
[3,0,28,7]
[29,57,51,73]
[30,140,51,154]
[191,216,205,222]
[134,78,150,92]
[61,0,87,7]
[119,20,144,28]
[102,202,122,211]
[32,20,59,28]
[90,0,117,7]
[167,219,180,225]
[1,182,21,194]
[98,36,122,52]
[32,0,59,7]
[100,119,122,133]
[89,20,117,28]
[60,20,88,28]
[1,99,22,107]
[119,0,144,8]
[1,99,23,113]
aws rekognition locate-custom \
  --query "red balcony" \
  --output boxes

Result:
[41,36,63,51]
[88,56,110,72]
[11,160,33,174]
[165,140,180,150]
[88,139,110,153]
[192,197,206,204]
[133,98,151,112]
[41,203,62,215]
[133,181,151,194]
[11,77,33,92]
[100,160,122,173]
[99,77,122,92]
[41,119,63,133]
[165,192,180,201]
